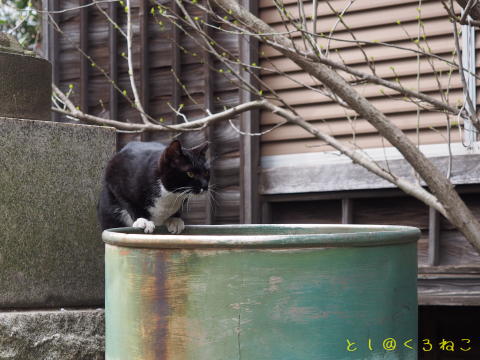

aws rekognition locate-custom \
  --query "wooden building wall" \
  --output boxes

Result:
[259,0,470,155]
[43,0,243,224]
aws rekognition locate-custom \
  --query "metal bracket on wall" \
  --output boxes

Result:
[428,206,440,266]
[342,198,354,224]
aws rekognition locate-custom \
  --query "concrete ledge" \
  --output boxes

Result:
[0,309,104,360]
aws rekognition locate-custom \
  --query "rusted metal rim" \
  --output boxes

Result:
[102,224,420,249]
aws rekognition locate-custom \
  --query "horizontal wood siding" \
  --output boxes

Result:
[50,0,241,224]
[259,0,471,156]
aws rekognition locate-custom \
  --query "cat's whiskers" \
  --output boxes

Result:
[209,193,219,209]
[205,184,220,217]
[167,185,212,216]
[173,187,190,212]
[207,186,219,203]
[173,186,192,193]
[208,184,219,192]
[207,194,217,218]
[184,195,191,214]
[181,197,188,213]
[178,190,191,213]
[208,184,219,195]
[171,188,191,212]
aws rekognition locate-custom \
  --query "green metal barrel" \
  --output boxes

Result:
[103,224,420,360]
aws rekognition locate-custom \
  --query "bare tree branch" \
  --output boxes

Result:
[460,0,478,22]
[53,83,265,132]
[125,0,151,125]
[444,0,480,25]
[456,0,480,21]
[53,82,447,218]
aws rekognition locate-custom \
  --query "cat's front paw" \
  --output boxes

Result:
[164,217,185,234]
[132,218,155,233]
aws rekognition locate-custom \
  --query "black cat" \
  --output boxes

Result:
[97,140,209,234]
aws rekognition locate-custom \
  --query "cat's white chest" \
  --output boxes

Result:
[148,185,188,225]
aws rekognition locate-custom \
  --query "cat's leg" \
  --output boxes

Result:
[99,209,127,230]
[117,209,134,227]
[164,214,185,234]
[98,187,133,230]
[132,217,156,233]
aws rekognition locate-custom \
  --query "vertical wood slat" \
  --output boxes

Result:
[139,0,152,142]
[240,0,260,224]
[139,0,150,115]
[171,0,181,124]
[428,206,440,266]
[43,0,60,121]
[203,12,215,225]
[79,0,89,113]
[341,198,354,224]
[108,1,119,121]
[261,201,272,224]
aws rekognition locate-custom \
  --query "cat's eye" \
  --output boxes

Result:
[186,171,195,178]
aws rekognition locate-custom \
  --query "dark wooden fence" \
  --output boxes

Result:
[42,0,261,224]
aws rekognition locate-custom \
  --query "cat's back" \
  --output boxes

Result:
[106,141,166,180]
[120,141,166,157]
[114,141,166,164]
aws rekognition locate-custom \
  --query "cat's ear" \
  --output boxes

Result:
[164,140,183,160]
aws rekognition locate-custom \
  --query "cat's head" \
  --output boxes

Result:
[159,140,210,194]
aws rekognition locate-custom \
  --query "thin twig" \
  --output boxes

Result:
[125,0,151,124]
